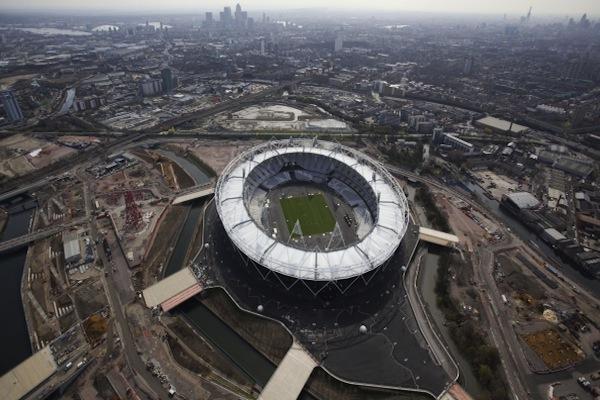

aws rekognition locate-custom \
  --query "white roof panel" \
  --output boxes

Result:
[215,140,409,281]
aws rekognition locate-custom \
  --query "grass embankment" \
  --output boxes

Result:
[435,251,509,400]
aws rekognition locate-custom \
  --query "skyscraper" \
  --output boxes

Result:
[234,3,248,27]
[260,38,266,56]
[463,56,474,75]
[1,90,23,122]
[334,34,344,52]
[205,12,213,27]
[161,68,174,93]
[220,6,233,27]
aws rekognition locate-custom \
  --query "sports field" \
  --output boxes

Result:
[280,193,336,236]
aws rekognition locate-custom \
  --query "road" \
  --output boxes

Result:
[0,176,55,202]
[85,185,169,399]
[472,240,531,400]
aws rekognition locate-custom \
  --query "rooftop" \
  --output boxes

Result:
[216,139,410,281]
[505,192,540,210]
[476,116,528,134]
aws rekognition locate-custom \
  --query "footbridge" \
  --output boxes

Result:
[142,267,203,312]
[0,218,86,254]
[418,226,460,248]
[257,340,317,400]
[172,182,215,205]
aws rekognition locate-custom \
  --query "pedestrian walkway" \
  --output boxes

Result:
[258,340,317,400]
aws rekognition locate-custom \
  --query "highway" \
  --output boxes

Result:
[0,176,54,203]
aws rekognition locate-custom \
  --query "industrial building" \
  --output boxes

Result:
[62,231,81,265]
[432,128,474,153]
[501,192,541,211]
[475,116,528,135]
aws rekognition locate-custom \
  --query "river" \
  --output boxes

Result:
[0,197,36,375]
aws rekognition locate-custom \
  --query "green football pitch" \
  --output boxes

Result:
[280,193,336,236]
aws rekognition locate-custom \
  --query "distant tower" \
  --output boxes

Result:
[1,90,24,122]
[526,6,532,22]
[260,38,266,56]
[334,33,343,52]
[161,68,174,93]
[221,6,233,27]
[463,56,474,75]
[204,12,213,28]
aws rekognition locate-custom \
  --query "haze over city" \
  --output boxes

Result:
[0,0,599,15]
[0,1,599,400]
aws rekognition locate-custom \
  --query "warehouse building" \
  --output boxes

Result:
[62,231,81,265]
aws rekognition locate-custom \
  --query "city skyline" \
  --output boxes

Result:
[1,0,599,16]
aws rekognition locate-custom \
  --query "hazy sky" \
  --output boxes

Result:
[0,0,598,15]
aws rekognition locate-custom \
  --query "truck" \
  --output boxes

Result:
[501,294,509,305]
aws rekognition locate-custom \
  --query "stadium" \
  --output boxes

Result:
[214,138,410,296]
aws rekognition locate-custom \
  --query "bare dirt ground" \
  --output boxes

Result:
[473,169,523,201]
[0,134,76,179]
[27,143,75,169]
[170,139,263,175]
[93,161,171,268]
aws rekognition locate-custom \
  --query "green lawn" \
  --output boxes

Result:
[280,193,336,236]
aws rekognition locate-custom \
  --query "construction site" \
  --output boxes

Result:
[2,132,599,400]
[206,103,352,133]
[92,151,174,268]
[0,134,99,182]
[493,248,599,376]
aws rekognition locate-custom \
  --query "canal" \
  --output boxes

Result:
[0,196,36,375]
[406,183,483,396]
[418,249,483,397]
[158,148,280,387]
[160,148,319,399]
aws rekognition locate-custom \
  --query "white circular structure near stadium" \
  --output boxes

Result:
[215,138,410,294]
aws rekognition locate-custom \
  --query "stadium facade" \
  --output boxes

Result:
[215,138,410,295]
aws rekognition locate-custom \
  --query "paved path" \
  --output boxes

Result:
[257,340,317,400]
[405,248,459,383]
